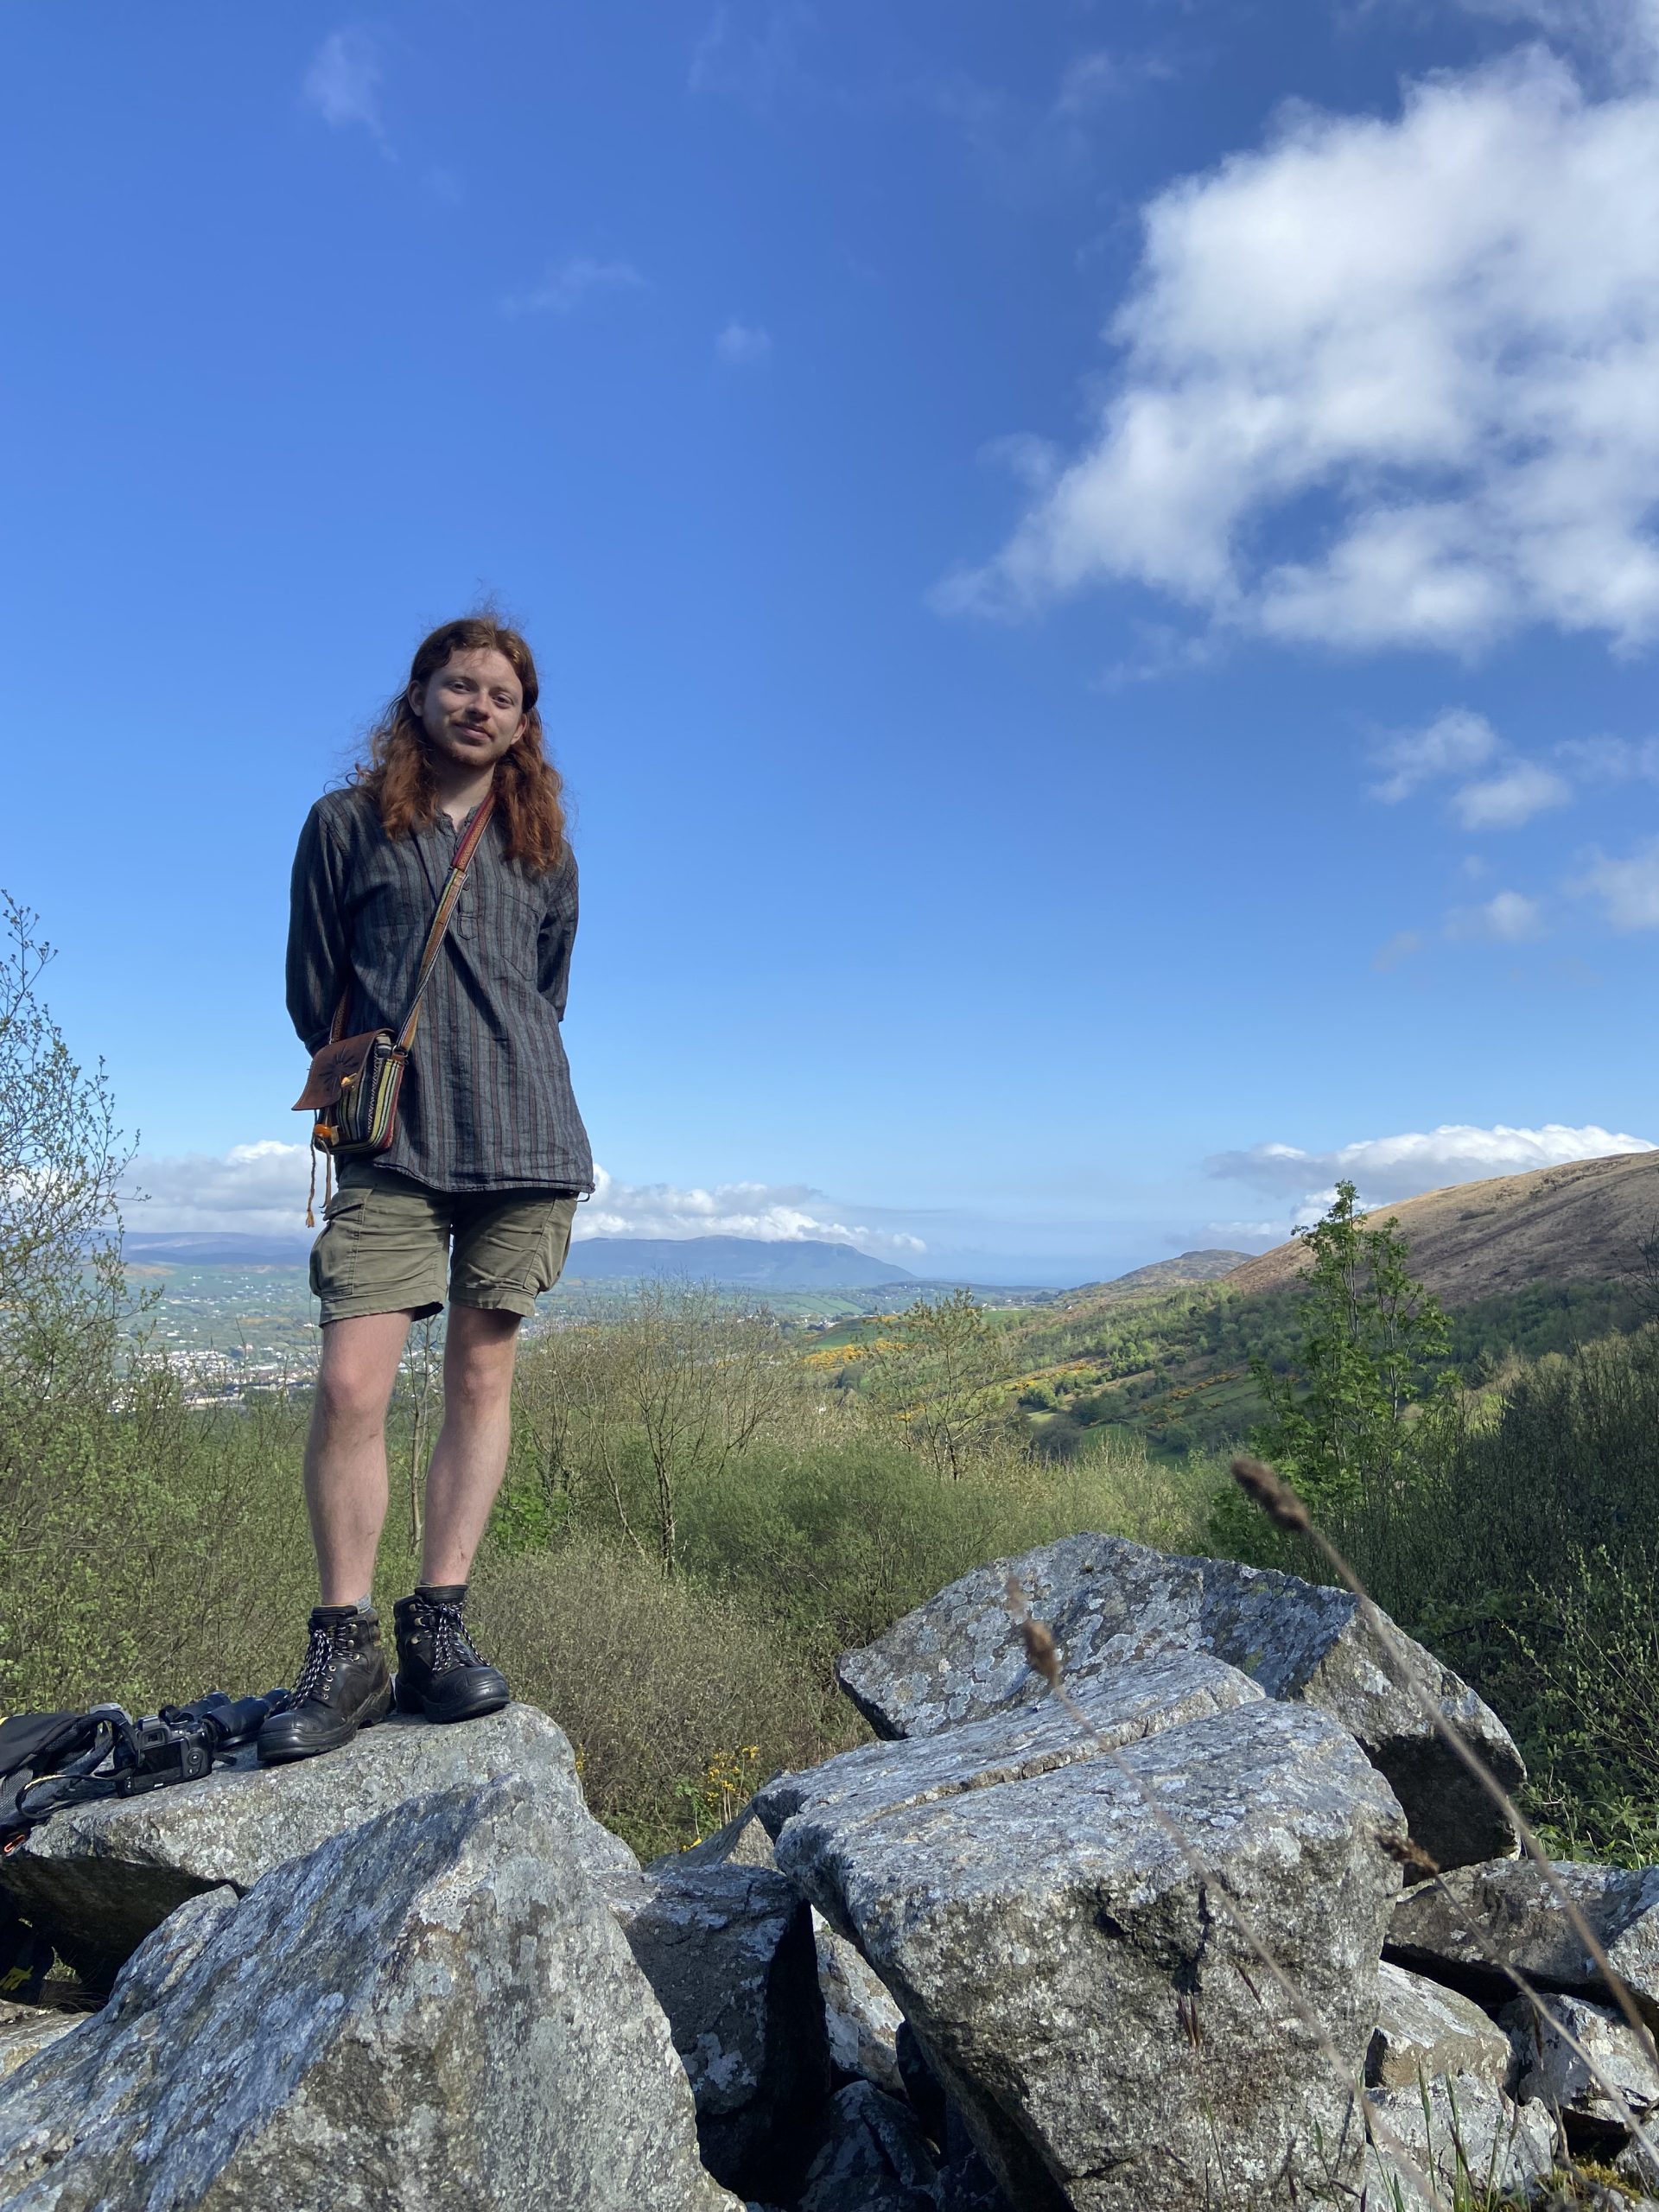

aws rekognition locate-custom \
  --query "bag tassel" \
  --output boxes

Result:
[304,1139,337,1230]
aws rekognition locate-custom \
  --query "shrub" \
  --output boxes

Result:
[471,1536,855,1859]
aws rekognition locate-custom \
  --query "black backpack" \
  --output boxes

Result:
[0,1710,115,1836]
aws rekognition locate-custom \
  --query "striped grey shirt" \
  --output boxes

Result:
[286,786,594,1193]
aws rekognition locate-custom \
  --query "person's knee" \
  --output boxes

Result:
[443,1316,520,1417]
[315,1352,397,1431]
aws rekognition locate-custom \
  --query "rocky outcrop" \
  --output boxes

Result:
[836,1532,1522,1869]
[1388,1856,1659,2021]
[4,1537,1629,2211]
[615,1859,830,2202]
[0,1777,738,2210]
[764,1675,1405,2211]
[0,1703,633,1984]
[1367,1960,1515,2090]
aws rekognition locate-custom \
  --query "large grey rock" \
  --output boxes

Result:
[1362,2075,1554,2209]
[0,1776,739,2210]
[797,2082,938,2212]
[836,1531,1522,1869]
[1501,1991,1659,2142]
[815,1911,906,2097]
[0,1702,636,1982]
[0,2005,77,2083]
[764,1649,1264,1835]
[614,1859,830,2202]
[770,1693,1405,2212]
[1388,1856,1659,2023]
[1368,1960,1515,2091]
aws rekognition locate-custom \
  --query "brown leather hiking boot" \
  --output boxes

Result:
[257,1605,392,1764]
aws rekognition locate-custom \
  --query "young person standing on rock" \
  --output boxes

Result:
[262,615,593,1765]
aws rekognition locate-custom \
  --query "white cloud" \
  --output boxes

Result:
[1054,49,1173,114]
[1371,709,1500,803]
[1446,888,1546,939]
[941,45,1659,653]
[1449,761,1571,829]
[1557,734,1659,781]
[302,29,387,147]
[1372,928,1425,970]
[579,1167,922,1256]
[121,1145,925,1260]
[1570,837,1659,927]
[715,319,772,365]
[1207,1122,1654,1219]
[501,258,645,318]
[1454,0,1659,81]
[690,3,811,105]
[126,1141,317,1239]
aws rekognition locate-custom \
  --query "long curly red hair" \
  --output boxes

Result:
[355,616,567,872]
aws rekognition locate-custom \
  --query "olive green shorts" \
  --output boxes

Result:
[308,1163,579,1325]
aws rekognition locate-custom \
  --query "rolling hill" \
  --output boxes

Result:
[1224,1149,1659,1307]
[1058,1249,1253,1308]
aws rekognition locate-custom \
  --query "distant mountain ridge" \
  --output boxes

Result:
[1224,1150,1659,1306]
[123,1228,916,1289]
[124,1232,312,1266]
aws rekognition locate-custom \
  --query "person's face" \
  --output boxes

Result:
[409,647,527,772]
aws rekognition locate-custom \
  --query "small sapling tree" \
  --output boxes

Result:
[1229,1181,1450,1556]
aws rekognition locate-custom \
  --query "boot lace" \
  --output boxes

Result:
[428,1598,487,1675]
[293,1620,344,1705]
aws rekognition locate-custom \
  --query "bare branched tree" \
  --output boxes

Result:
[863,1287,1005,1479]
[513,1283,790,1574]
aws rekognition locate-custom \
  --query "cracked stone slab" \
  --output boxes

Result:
[760,1649,1262,1840]
[836,1532,1522,1869]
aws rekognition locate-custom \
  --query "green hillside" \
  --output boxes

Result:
[818,1272,1659,1462]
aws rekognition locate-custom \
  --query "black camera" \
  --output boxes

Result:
[89,1692,289,1800]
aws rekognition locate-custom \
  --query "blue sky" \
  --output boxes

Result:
[3,0,1657,1283]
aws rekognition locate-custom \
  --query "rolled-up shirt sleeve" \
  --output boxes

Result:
[287,802,350,1052]
[537,850,580,1022]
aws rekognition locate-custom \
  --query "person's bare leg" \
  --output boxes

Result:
[418,1306,524,1587]
[304,1310,413,1605]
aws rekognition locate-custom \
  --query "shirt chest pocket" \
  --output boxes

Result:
[472,876,544,984]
